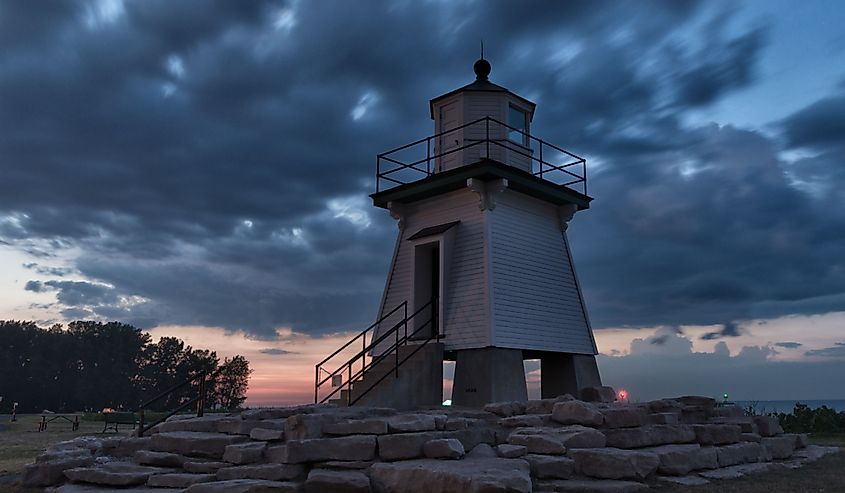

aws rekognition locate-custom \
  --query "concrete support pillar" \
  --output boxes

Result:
[452,348,527,408]
[540,353,602,399]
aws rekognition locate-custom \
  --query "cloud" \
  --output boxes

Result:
[258,348,294,356]
[701,321,743,340]
[599,331,845,400]
[1,1,844,342]
[774,342,802,349]
[804,343,845,359]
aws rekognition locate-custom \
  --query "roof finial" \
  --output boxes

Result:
[473,41,491,81]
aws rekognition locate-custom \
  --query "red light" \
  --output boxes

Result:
[619,390,628,400]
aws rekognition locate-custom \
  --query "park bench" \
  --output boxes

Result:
[102,411,138,433]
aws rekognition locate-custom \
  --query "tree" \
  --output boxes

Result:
[211,355,252,410]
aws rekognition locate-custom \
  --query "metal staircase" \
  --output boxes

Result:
[314,299,441,407]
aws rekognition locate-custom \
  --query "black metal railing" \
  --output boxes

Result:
[137,370,214,437]
[376,116,587,195]
[314,299,439,406]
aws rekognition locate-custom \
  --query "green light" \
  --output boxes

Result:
[723,393,729,400]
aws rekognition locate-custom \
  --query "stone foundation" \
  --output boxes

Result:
[24,389,840,492]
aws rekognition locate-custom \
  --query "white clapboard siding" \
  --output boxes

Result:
[462,93,506,165]
[489,190,596,354]
[373,188,490,353]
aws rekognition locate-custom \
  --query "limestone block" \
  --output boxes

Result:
[378,431,445,461]
[286,435,377,463]
[240,405,323,421]
[785,433,809,449]
[285,414,338,440]
[761,436,795,459]
[644,444,717,475]
[568,448,660,480]
[534,479,648,492]
[317,461,374,470]
[677,396,716,409]
[133,450,187,467]
[150,432,248,459]
[524,454,575,479]
[265,445,287,463]
[753,416,784,437]
[64,463,175,487]
[603,425,695,449]
[386,414,438,433]
[691,424,741,445]
[580,386,618,403]
[158,416,238,433]
[646,399,683,414]
[552,401,604,427]
[183,461,230,473]
[216,464,304,481]
[250,428,285,441]
[740,433,762,442]
[508,426,605,454]
[147,472,216,488]
[109,437,153,458]
[647,413,679,425]
[716,442,763,467]
[184,479,300,493]
[466,443,498,458]
[424,438,465,459]
[223,442,268,465]
[601,407,648,429]
[712,405,744,418]
[483,401,527,418]
[22,456,95,486]
[708,416,756,433]
[525,398,558,414]
[498,414,546,427]
[323,418,389,435]
[303,469,371,493]
[496,444,527,458]
[369,458,532,493]
[698,462,773,480]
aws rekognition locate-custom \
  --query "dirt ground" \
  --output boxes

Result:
[1,414,843,492]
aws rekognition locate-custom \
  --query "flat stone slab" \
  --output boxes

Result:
[56,485,183,493]
[217,463,305,481]
[150,432,249,459]
[286,435,377,463]
[535,479,648,492]
[369,458,532,493]
[568,448,659,480]
[64,463,176,486]
[699,462,774,479]
[303,469,371,493]
[184,479,300,493]
[656,474,710,486]
[146,472,216,488]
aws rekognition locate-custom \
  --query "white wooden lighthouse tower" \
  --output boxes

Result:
[315,57,601,409]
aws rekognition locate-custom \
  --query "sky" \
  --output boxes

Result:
[1,0,844,405]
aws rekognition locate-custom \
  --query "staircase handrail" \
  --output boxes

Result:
[137,367,220,437]
[314,299,436,404]
[348,316,438,406]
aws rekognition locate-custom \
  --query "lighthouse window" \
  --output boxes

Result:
[508,105,529,146]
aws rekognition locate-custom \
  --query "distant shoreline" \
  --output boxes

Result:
[732,400,845,414]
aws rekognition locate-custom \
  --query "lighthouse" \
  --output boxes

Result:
[315,57,601,409]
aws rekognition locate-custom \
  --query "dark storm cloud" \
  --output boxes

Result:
[701,321,743,341]
[2,1,844,337]
[774,342,802,349]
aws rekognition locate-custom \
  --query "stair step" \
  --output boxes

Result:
[146,472,216,488]
[63,462,178,487]
[149,432,249,460]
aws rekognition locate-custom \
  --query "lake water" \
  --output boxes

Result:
[732,400,845,414]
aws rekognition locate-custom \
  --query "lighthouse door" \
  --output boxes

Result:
[437,100,461,172]
[412,241,440,340]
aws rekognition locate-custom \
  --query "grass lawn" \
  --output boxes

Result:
[0,413,131,489]
[654,434,845,492]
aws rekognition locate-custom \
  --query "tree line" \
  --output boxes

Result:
[0,320,252,413]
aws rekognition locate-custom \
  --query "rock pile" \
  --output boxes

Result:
[24,387,839,492]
